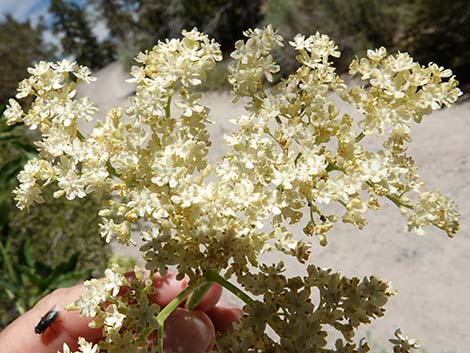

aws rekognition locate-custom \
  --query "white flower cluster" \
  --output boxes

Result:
[5,60,101,207]
[7,26,460,352]
[228,25,283,97]
[59,337,99,353]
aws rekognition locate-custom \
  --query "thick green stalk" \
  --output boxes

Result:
[106,161,119,178]
[156,270,285,352]
[204,270,255,306]
[156,285,196,353]
[185,281,214,310]
[204,270,284,338]
[326,162,345,173]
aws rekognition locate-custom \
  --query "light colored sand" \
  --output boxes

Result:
[78,62,470,353]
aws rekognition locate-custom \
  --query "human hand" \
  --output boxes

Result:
[0,272,241,353]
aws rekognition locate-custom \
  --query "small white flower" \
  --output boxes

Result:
[104,304,126,331]
[58,342,75,353]
[74,279,107,317]
[289,34,312,51]
[27,61,51,76]
[104,269,124,297]
[57,170,87,200]
[77,337,100,353]
[367,47,387,61]
[74,65,96,83]
[52,59,77,73]
[4,99,23,125]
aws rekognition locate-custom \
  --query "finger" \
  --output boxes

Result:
[206,300,243,332]
[147,272,190,306]
[0,284,101,353]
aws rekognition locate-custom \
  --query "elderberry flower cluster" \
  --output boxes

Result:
[6,26,461,352]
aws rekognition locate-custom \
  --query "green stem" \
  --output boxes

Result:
[328,164,414,210]
[165,90,174,118]
[294,152,303,166]
[365,181,414,209]
[204,270,281,337]
[0,239,16,284]
[309,202,315,222]
[326,162,345,173]
[204,270,255,306]
[355,132,365,142]
[156,285,196,353]
[76,129,85,141]
[204,270,284,340]
[106,161,119,178]
[385,194,414,210]
[185,280,213,310]
[338,199,347,208]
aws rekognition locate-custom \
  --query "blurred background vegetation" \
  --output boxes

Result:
[0,105,111,327]
[0,0,468,328]
[1,0,469,99]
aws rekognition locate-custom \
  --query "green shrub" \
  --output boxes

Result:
[402,0,470,85]
[0,109,110,328]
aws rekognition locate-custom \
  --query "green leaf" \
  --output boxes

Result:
[0,157,28,189]
[47,271,86,290]
[50,252,80,277]
[0,277,21,295]
[20,238,35,268]
[0,206,11,235]
[11,140,38,155]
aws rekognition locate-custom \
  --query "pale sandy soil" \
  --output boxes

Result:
[78,62,470,353]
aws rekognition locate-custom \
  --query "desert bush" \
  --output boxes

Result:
[402,0,470,86]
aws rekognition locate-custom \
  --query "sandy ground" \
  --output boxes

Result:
[78,62,470,353]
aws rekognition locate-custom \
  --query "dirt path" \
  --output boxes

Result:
[78,62,470,353]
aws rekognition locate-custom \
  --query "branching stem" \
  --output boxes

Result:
[204,270,284,338]
[327,163,414,210]
[204,270,255,306]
